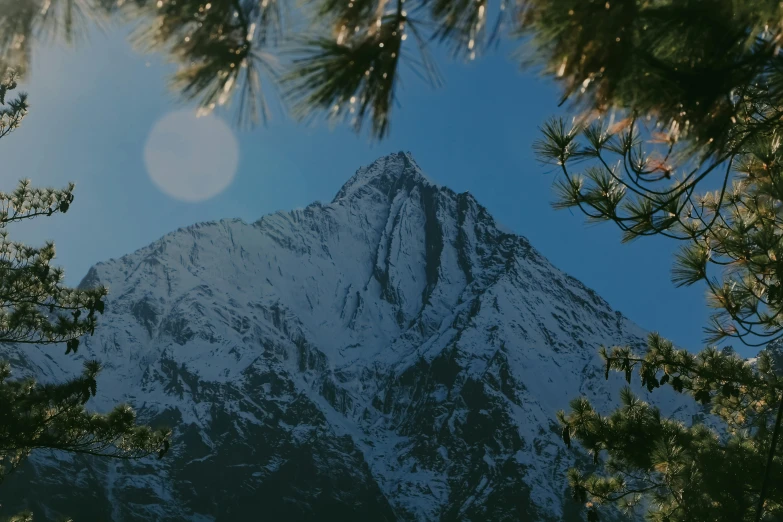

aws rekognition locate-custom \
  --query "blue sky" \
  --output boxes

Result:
[5,25,719,354]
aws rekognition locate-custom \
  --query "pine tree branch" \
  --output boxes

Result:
[755,391,783,522]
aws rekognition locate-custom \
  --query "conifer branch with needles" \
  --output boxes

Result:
[559,334,783,521]
[0,63,170,496]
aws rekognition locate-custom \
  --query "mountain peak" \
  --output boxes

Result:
[332,151,437,202]
[9,152,695,522]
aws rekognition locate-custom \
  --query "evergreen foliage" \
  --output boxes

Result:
[4,0,783,144]
[518,0,783,157]
[534,114,783,347]
[0,0,491,137]
[0,72,169,499]
[529,5,783,519]
[557,334,783,521]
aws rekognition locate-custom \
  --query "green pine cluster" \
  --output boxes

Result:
[0,0,495,137]
[3,0,782,142]
[528,2,783,520]
[0,70,169,519]
[533,75,783,521]
[519,0,783,156]
[558,334,783,521]
[535,113,783,347]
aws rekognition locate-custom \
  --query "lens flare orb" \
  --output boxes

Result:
[144,110,239,202]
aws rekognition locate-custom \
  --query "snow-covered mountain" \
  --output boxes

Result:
[1,152,697,521]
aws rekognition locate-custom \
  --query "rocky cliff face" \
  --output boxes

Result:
[0,152,697,521]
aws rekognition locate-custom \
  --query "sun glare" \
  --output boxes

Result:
[144,110,239,203]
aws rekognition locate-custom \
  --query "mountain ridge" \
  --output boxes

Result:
[2,152,696,521]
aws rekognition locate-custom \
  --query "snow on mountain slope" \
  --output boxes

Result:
[1,152,698,521]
